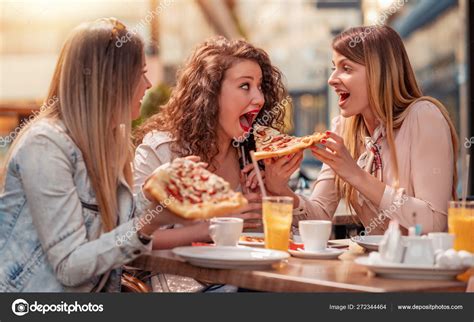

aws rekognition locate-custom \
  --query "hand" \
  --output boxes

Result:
[229,192,262,229]
[310,131,363,185]
[263,151,303,195]
[240,164,265,193]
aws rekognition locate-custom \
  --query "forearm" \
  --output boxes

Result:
[152,222,211,249]
[349,169,385,208]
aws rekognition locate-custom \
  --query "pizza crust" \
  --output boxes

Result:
[143,161,248,220]
[253,132,325,160]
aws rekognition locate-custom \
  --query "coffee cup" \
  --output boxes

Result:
[208,217,243,246]
[299,220,332,252]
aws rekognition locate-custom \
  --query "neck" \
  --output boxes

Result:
[361,109,379,136]
[214,129,234,167]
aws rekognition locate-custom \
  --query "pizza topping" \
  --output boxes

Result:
[253,124,324,160]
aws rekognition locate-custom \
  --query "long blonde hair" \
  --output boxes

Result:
[1,18,144,232]
[332,25,458,207]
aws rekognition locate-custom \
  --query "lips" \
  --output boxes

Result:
[336,90,350,107]
[239,109,260,132]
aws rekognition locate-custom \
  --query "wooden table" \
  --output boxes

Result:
[132,248,467,293]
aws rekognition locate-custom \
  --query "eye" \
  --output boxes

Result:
[240,83,249,90]
[330,66,336,71]
[343,65,352,72]
[257,84,263,92]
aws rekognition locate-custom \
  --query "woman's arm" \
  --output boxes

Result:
[152,222,211,249]
[376,102,454,233]
[313,102,453,233]
[18,133,152,287]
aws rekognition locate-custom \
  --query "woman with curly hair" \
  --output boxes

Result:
[132,36,294,292]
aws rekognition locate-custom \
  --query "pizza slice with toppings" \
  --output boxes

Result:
[253,125,325,160]
[144,158,248,219]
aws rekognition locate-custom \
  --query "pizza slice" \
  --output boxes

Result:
[253,125,325,160]
[144,158,248,219]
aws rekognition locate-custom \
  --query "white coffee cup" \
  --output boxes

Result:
[208,217,243,246]
[427,232,455,251]
[299,220,332,252]
[402,236,435,266]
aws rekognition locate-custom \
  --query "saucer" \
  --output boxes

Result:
[288,247,345,259]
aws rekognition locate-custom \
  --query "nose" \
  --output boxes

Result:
[327,70,339,87]
[251,88,265,109]
[145,75,152,90]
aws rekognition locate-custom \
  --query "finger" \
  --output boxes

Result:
[244,192,263,202]
[324,131,343,144]
[311,149,334,165]
[241,203,262,213]
[321,139,341,152]
[185,155,201,162]
[284,155,303,177]
[246,171,257,188]
[311,146,335,163]
[241,164,254,174]
[197,162,208,168]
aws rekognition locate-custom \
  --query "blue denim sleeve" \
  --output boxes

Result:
[16,131,151,287]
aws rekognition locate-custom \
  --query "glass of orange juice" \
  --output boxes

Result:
[448,201,474,252]
[262,196,293,251]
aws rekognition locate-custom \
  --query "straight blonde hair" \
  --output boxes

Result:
[1,18,144,232]
[332,25,458,208]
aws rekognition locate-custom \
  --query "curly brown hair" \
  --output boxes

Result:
[133,36,288,166]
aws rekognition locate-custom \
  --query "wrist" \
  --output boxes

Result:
[348,168,367,189]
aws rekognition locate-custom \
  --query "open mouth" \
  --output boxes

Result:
[239,109,260,132]
[338,91,350,107]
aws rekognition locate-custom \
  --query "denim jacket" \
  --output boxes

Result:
[0,119,153,292]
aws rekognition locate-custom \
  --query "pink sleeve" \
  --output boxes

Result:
[292,117,342,227]
[378,101,454,233]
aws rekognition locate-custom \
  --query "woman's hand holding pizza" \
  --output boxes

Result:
[262,151,304,195]
[310,131,363,185]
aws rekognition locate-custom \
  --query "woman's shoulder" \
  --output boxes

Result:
[405,98,448,124]
[141,130,174,150]
[17,118,74,153]
[135,130,175,165]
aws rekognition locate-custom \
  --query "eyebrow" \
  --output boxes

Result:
[332,58,350,66]
[236,76,263,81]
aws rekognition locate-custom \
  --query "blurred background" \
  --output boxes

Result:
[0,0,472,198]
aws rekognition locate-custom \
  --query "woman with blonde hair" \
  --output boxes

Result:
[265,25,458,235]
[0,18,185,292]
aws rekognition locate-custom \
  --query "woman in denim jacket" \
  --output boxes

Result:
[0,18,185,292]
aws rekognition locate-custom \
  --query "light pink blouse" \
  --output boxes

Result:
[293,100,455,235]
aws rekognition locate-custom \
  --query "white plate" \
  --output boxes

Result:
[351,235,384,251]
[172,246,289,269]
[238,233,302,247]
[355,257,466,280]
[288,248,345,259]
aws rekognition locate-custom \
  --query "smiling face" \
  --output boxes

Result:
[131,61,152,120]
[217,59,265,141]
[328,50,369,118]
